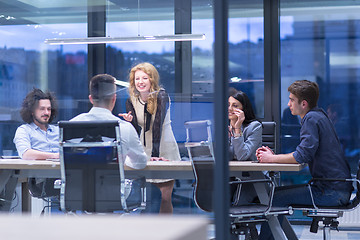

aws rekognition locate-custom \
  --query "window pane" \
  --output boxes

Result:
[0,3,88,156]
[228,1,264,118]
[280,0,360,179]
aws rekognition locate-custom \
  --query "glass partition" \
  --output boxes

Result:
[0,0,266,238]
[280,0,360,181]
[228,1,264,118]
[0,3,88,156]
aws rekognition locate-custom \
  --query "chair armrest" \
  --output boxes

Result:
[297,177,360,210]
[310,178,360,190]
[310,177,353,183]
[54,179,62,189]
[229,178,272,185]
[185,141,210,148]
[229,177,276,214]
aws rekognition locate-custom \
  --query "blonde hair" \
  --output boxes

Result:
[129,62,160,114]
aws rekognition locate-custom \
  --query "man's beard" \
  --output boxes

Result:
[33,115,50,126]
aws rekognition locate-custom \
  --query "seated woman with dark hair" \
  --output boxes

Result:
[228,89,262,162]
[228,89,263,205]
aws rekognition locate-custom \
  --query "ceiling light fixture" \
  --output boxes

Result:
[45,0,206,45]
[115,79,129,87]
[44,33,206,45]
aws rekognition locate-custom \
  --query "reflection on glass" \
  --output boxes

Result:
[227,16,264,118]
[0,22,88,154]
[280,1,360,179]
[0,0,268,222]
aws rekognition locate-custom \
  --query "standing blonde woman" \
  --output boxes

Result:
[119,62,181,214]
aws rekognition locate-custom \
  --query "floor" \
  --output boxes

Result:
[292,225,360,240]
[207,224,360,240]
[172,181,360,240]
[14,181,360,240]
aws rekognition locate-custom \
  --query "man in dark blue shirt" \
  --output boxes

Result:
[256,80,352,239]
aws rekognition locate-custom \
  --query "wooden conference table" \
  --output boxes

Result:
[0,158,303,179]
[0,158,304,240]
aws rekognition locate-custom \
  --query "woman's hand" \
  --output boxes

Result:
[118,111,133,122]
[233,108,245,129]
[150,157,169,161]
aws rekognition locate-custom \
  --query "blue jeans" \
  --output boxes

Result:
[259,184,351,240]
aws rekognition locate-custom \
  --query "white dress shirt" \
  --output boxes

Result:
[70,107,148,169]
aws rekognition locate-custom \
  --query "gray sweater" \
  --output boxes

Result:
[230,120,262,161]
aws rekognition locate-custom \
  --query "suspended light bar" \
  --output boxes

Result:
[45,33,206,45]
[115,79,129,87]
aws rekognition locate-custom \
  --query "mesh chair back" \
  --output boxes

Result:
[261,122,276,153]
[185,120,212,143]
[58,120,138,213]
[191,159,214,212]
[60,121,118,141]
[184,120,214,212]
[185,120,293,239]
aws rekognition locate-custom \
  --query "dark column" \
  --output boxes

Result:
[87,0,106,79]
[174,0,192,95]
[214,0,229,239]
[264,0,280,150]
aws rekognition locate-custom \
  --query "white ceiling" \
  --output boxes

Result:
[1,0,360,25]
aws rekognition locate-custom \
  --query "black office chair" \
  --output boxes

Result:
[58,120,146,214]
[261,122,277,153]
[293,160,360,240]
[184,120,293,239]
[261,122,280,186]
[0,170,18,212]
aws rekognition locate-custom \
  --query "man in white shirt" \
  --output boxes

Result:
[71,74,160,213]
